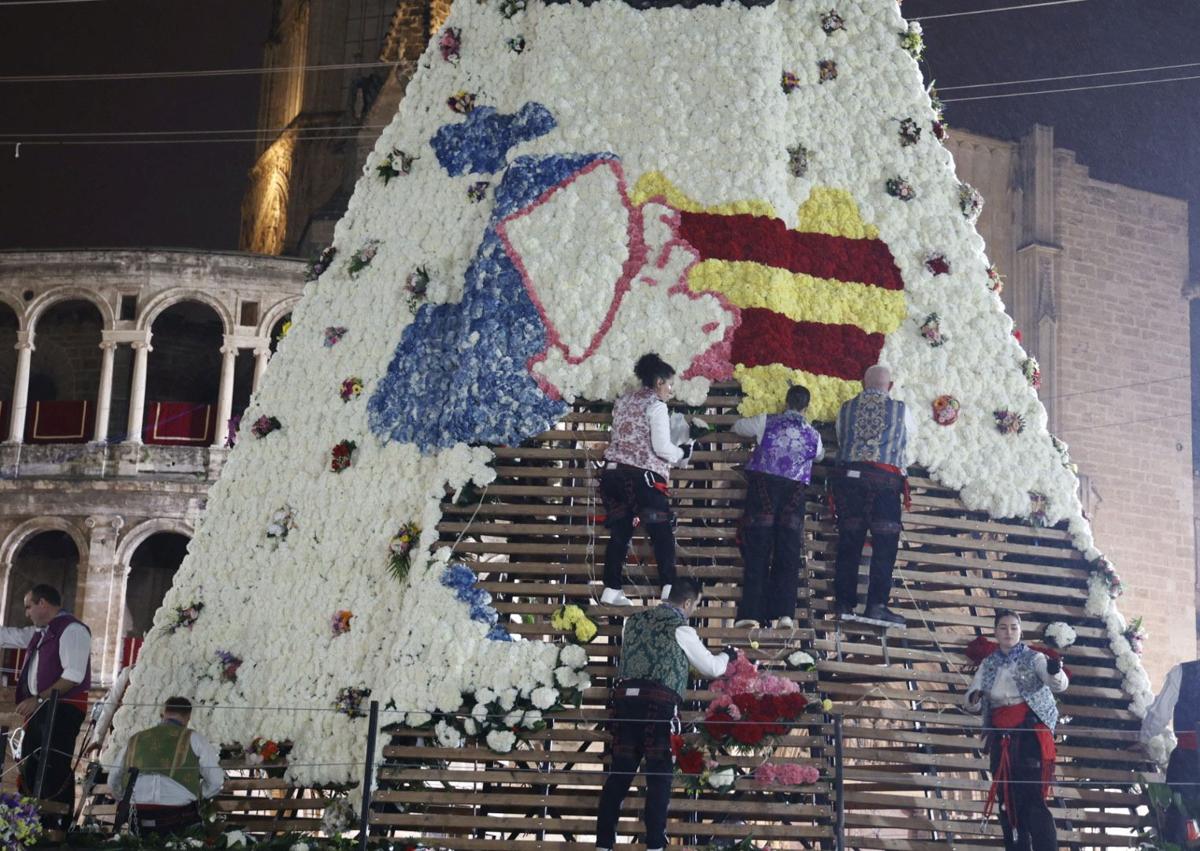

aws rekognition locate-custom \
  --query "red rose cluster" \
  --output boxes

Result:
[703,690,808,749]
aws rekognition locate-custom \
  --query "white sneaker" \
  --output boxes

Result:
[776,616,795,629]
[600,587,634,606]
[660,584,672,601]
[734,618,760,629]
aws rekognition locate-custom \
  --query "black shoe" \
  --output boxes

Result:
[862,604,906,627]
[833,602,856,618]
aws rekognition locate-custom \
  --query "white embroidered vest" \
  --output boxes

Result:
[605,388,670,479]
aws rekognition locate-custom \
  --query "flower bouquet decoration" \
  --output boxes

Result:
[820,9,845,34]
[216,650,242,684]
[551,603,598,644]
[959,182,984,223]
[304,245,336,283]
[986,264,1004,294]
[786,143,810,178]
[331,610,354,637]
[898,117,922,146]
[167,601,204,634]
[340,377,363,402]
[389,522,421,582]
[993,409,1026,435]
[321,794,356,836]
[671,734,736,796]
[243,736,293,766]
[467,181,490,203]
[918,313,946,347]
[405,266,430,313]
[250,415,281,439]
[323,326,348,348]
[0,793,42,850]
[1123,616,1148,656]
[1022,356,1042,389]
[900,21,924,59]
[886,175,916,201]
[266,504,296,542]
[347,239,381,278]
[817,59,838,83]
[1043,621,1077,650]
[335,686,372,718]
[378,149,417,184]
[330,440,357,473]
[932,394,959,426]
[438,27,461,63]
[781,70,801,94]
[447,90,477,114]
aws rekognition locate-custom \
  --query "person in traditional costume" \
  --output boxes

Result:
[966,609,1067,851]
[1140,660,1200,843]
[595,579,731,851]
[109,696,224,836]
[731,384,823,630]
[599,353,694,606]
[0,584,92,829]
[830,364,915,626]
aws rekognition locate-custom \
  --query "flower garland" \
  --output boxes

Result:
[251,415,281,439]
[389,523,420,583]
[330,440,357,473]
[167,601,204,634]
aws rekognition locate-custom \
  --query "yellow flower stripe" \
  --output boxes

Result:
[795,187,880,240]
[688,261,906,335]
[735,364,861,423]
[630,171,778,218]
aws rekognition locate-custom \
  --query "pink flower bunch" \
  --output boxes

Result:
[711,650,801,697]
[754,762,820,786]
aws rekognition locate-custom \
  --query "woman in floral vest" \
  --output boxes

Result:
[966,609,1068,851]
[599,353,693,606]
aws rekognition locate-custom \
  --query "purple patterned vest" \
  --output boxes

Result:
[16,612,91,708]
[745,412,822,483]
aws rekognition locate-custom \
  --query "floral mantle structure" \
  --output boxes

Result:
[110,0,1166,789]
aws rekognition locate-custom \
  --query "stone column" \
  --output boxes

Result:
[92,341,117,444]
[251,346,271,394]
[80,515,124,685]
[6,331,34,445]
[124,338,152,445]
[213,342,238,448]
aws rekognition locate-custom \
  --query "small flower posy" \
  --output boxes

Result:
[781,70,801,94]
[1022,356,1042,389]
[498,0,526,18]
[551,604,597,644]
[447,90,477,114]
[918,313,946,347]
[335,686,372,718]
[323,326,348,348]
[900,21,924,59]
[820,9,845,34]
[244,736,292,765]
[817,59,838,83]
[959,182,984,223]
[250,415,282,439]
[994,409,1026,435]
[1123,616,1148,655]
[898,117,922,146]
[389,523,421,582]
[924,253,950,276]
[438,27,462,63]
[266,505,297,541]
[216,650,242,683]
[330,440,357,474]
[886,175,917,201]
[986,264,1004,294]
[340,377,364,402]
[786,143,810,178]
[347,239,381,277]
[167,601,204,634]
[331,609,354,637]
[507,35,526,53]
[377,149,417,184]
[931,394,959,426]
[1043,621,1077,650]
[304,245,337,283]
[405,266,431,313]
[467,181,490,203]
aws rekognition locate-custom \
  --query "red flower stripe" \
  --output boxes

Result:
[732,309,884,382]
[679,211,904,291]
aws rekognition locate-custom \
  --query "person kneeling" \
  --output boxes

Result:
[109,696,225,836]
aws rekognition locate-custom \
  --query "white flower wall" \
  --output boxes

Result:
[109,0,1168,782]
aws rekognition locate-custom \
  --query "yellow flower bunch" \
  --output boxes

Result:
[551,604,598,644]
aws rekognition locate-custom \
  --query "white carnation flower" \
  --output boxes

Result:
[498,687,518,711]
[554,666,576,687]
[560,644,588,669]
[486,729,517,753]
[504,709,524,728]
[531,686,558,710]
[475,687,496,706]
[463,718,478,736]
[522,710,543,729]
[1043,622,1076,649]
[435,720,465,749]
[406,711,432,728]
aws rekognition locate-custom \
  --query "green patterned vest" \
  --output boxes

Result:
[618,605,689,698]
[124,722,203,798]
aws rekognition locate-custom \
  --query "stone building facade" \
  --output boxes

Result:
[949,126,1195,684]
[0,250,304,684]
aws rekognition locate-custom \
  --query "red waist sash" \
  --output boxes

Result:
[985,703,1056,826]
[1178,731,1198,750]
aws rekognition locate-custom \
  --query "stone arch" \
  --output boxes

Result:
[114,518,193,570]
[137,289,234,336]
[0,518,87,625]
[256,296,301,342]
[0,291,26,331]
[26,287,115,333]
[120,526,191,642]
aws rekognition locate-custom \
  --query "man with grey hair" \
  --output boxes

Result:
[830,365,916,627]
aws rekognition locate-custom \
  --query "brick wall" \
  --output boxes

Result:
[1053,150,1193,685]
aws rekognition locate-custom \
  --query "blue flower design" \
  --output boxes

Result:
[431,102,556,176]
[368,152,615,451]
[440,563,510,638]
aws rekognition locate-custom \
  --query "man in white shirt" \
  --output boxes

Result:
[0,584,92,827]
[595,579,732,851]
[110,696,224,836]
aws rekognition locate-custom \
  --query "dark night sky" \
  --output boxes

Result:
[0,0,1197,265]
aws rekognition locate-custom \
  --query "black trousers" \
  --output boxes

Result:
[1164,745,1199,843]
[21,701,85,827]
[989,727,1057,851]
[738,471,805,623]
[134,802,203,837]
[596,691,676,849]
[831,466,903,608]
[600,467,675,591]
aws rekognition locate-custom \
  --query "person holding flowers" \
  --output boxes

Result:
[731,384,823,629]
[965,609,1068,851]
[599,353,694,606]
[595,579,732,851]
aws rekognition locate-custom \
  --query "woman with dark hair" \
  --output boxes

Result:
[966,609,1068,851]
[598,353,693,606]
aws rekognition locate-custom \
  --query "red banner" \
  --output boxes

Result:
[143,402,215,446]
[25,400,94,444]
